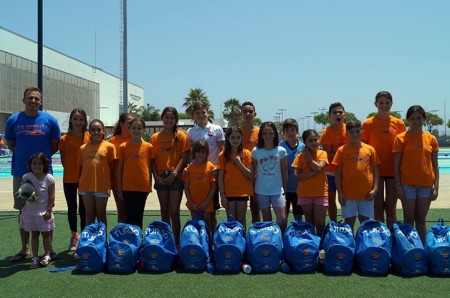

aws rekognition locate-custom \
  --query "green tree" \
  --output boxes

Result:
[140,104,160,121]
[424,112,443,134]
[182,88,214,121]
[254,117,263,127]
[178,112,191,119]
[223,98,241,127]
[313,112,358,126]
[366,111,402,119]
[127,102,140,115]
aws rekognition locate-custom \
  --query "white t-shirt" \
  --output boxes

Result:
[187,122,225,165]
[252,146,287,196]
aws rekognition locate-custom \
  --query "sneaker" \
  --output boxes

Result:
[69,236,80,251]
[30,257,39,269]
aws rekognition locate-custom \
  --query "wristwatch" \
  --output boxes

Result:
[172,171,178,177]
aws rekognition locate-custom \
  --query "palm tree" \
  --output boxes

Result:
[182,88,214,120]
[223,98,241,127]
[140,104,160,121]
[127,102,140,115]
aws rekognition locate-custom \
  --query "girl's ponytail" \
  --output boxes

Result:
[173,124,179,145]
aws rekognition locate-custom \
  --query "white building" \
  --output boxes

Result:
[0,26,144,132]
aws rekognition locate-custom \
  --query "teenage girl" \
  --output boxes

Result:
[362,92,406,227]
[58,108,89,251]
[184,140,217,240]
[118,118,154,229]
[394,105,439,244]
[218,127,254,231]
[318,102,349,222]
[252,122,288,233]
[19,152,55,269]
[292,129,328,235]
[78,119,116,226]
[109,113,134,223]
[150,107,190,246]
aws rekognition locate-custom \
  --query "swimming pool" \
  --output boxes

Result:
[1,149,450,178]
[0,152,63,178]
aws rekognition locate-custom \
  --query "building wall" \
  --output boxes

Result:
[0,27,144,132]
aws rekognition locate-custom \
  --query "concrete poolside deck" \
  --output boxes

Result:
[0,175,449,212]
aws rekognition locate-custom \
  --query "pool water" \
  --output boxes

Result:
[1,150,450,178]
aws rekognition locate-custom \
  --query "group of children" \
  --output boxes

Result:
[18,91,439,268]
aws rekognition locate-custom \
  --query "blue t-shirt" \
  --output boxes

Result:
[252,146,287,196]
[5,111,61,177]
[280,140,305,192]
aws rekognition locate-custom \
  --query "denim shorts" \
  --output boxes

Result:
[79,192,109,198]
[255,193,286,209]
[401,185,433,200]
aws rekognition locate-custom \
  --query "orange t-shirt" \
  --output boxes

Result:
[150,130,191,175]
[118,141,155,192]
[58,131,90,183]
[361,116,406,176]
[217,149,254,197]
[78,140,116,194]
[241,126,259,151]
[109,135,131,189]
[291,150,328,197]
[393,131,439,186]
[185,161,216,212]
[319,125,349,173]
[333,143,379,200]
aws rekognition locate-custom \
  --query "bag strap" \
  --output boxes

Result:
[45,265,77,273]
[438,218,445,226]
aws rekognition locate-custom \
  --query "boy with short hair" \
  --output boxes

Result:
[333,120,379,229]
[240,101,261,223]
[280,118,305,220]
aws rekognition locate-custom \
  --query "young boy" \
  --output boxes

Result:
[318,102,349,222]
[333,120,379,229]
[361,91,406,227]
[240,101,261,223]
[187,101,225,230]
[280,118,305,220]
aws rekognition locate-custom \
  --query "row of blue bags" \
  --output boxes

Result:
[75,217,450,276]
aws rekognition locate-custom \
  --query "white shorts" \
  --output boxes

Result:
[341,199,374,219]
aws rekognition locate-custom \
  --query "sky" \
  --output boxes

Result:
[2,0,450,132]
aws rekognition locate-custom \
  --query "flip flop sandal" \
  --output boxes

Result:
[40,255,51,267]
[9,252,29,263]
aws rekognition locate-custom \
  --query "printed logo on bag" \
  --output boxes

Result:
[414,253,421,261]
[190,236,199,243]
[150,239,160,244]
[111,226,140,237]
[225,236,234,242]
[362,226,391,236]
[249,225,279,234]
[225,252,232,259]
[303,249,310,255]
[151,252,158,259]
[82,253,90,260]
[372,252,380,260]
[337,253,345,260]
[218,226,242,234]
[146,226,169,239]
[189,249,197,256]
[261,234,270,241]
[263,250,270,257]
[332,225,352,234]
[117,249,124,256]
[442,252,449,258]
[407,231,419,238]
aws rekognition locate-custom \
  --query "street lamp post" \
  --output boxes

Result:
[299,117,305,130]
[311,112,318,130]
[305,115,312,130]
[444,101,447,138]
[278,108,287,122]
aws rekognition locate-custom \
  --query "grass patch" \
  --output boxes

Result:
[1,210,449,297]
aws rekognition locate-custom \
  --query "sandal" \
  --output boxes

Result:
[40,255,51,267]
[50,251,58,260]
[30,257,39,269]
[9,251,30,263]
